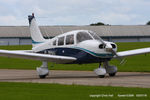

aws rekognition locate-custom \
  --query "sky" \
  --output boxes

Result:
[0,0,150,26]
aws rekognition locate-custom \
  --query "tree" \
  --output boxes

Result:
[146,21,150,25]
[90,22,105,26]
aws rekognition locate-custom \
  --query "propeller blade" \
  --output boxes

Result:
[110,49,119,58]
[120,58,127,65]
[110,49,127,65]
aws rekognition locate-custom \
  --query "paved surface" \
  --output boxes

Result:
[0,69,150,88]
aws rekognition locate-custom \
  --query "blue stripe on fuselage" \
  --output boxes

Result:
[32,40,43,44]
[72,47,113,57]
[38,47,113,64]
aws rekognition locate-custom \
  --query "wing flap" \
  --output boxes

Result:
[0,50,76,64]
[116,48,150,58]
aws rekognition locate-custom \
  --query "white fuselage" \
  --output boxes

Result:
[32,30,117,60]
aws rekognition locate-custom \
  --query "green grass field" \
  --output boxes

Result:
[0,82,149,100]
[0,42,150,72]
[0,43,150,100]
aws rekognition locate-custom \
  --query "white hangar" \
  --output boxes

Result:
[0,25,150,45]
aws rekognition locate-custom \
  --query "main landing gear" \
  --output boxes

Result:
[94,61,117,78]
[36,61,117,79]
[36,61,49,78]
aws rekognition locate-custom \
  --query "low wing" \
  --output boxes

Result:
[115,48,150,58]
[0,50,76,64]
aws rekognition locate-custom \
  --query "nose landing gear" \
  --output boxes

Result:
[94,63,106,78]
[94,61,117,78]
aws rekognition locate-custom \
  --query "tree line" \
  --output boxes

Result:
[90,21,150,26]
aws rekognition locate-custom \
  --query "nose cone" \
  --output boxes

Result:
[105,43,112,52]
[99,42,117,53]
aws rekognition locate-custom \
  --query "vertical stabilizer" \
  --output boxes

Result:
[28,13,46,47]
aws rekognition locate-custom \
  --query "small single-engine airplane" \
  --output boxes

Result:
[0,13,150,78]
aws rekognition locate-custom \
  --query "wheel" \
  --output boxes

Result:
[109,73,116,77]
[98,75,105,78]
[39,75,46,79]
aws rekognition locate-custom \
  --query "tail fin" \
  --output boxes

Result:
[28,13,46,47]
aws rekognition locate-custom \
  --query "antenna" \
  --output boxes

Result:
[32,13,34,17]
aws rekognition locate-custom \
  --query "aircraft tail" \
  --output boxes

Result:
[28,13,46,47]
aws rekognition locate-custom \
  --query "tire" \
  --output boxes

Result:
[109,73,116,77]
[39,75,46,79]
[98,75,105,78]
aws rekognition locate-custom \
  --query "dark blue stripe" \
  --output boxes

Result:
[38,47,112,64]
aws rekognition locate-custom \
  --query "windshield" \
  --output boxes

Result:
[89,31,101,40]
[77,32,93,43]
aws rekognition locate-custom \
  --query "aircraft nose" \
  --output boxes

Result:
[105,43,112,52]
[99,43,116,52]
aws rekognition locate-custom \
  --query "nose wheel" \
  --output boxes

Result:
[94,62,117,78]
[109,73,116,77]
[94,63,106,78]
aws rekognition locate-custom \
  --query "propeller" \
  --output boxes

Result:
[98,36,119,57]
[88,31,126,65]
[119,58,127,65]
[98,36,128,64]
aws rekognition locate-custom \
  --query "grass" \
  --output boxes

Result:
[0,44,150,100]
[0,42,150,72]
[0,82,149,100]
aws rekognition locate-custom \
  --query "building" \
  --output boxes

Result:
[0,25,150,45]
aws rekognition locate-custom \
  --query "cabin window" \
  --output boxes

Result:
[58,37,64,46]
[77,32,93,43]
[53,40,56,46]
[66,34,74,45]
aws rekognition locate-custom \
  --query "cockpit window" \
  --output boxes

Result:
[66,34,74,45]
[58,36,64,46]
[89,31,100,40]
[53,40,56,46]
[77,32,93,43]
